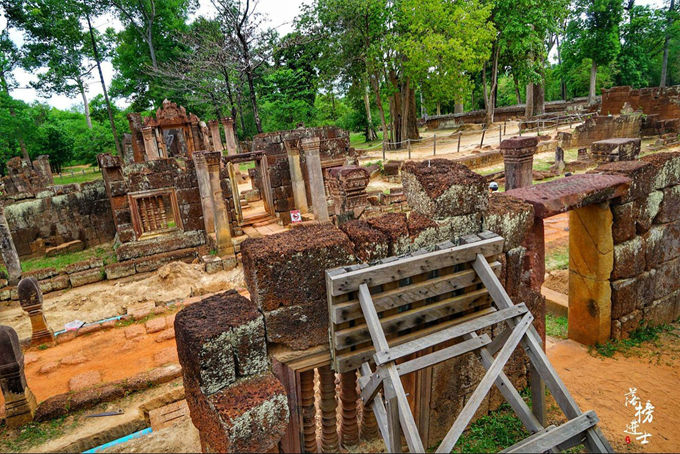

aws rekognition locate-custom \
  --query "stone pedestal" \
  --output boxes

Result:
[192,153,216,236]
[18,277,55,347]
[326,166,370,217]
[0,325,37,428]
[32,155,53,186]
[500,137,538,190]
[208,121,224,152]
[221,118,238,156]
[301,138,330,222]
[568,203,614,345]
[286,145,309,214]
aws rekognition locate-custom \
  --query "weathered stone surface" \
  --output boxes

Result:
[569,205,614,281]
[591,138,641,162]
[68,371,102,392]
[644,221,680,269]
[202,255,223,274]
[0,325,37,427]
[104,262,136,280]
[613,236,646,279]
[175,291,267,395]
[263,304,328,351]
[643,292,679,326]
[653,257,680,300]
[45,240,85,257]
[401,159,488,219]
[64,258,102,275]
[656,185,680,223]
[568,272,612,345]
[484,195,534,251]
[611,278,638,319]
[241,224,354,312]
[611,202,636,244]
[116,230,205,261]
[69,268,104,288]
[186,373,288,453]
[339,220,389,263]
[145,317,167,334]
[23,268,57,282]
[635,191,664,234]
[504,174,630,218]
[134,248,198,274]
[640,151,680,189]
[593,160,655,202]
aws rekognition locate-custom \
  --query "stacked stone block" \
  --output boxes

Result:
[559,115,642,149]
[595,152,680,339]
[601,85,680,120]
[591,138,641,162]
[174,290,288,453]
[241,224,356,350]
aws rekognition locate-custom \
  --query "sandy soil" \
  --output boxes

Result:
[101,416,200,453]
[547,328,680,453]
[544,212,569,248]
[0,262,246,338]
[544,269,569,295]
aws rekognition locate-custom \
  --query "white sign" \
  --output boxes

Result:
[291,210,302,223]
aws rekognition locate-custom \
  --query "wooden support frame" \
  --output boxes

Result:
[326,231,613,453]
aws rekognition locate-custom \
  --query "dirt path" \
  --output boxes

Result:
[548,328,680,453]
[0,262,246,339]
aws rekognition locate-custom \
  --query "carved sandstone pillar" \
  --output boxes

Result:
[199,121,213,151]
[339,371,359,447]
[204,152,234,257]
[0,200,21,286]
[208,121,224,152]
[221,118,238,156]
[0,325,37,428]
[18,278,54,347]
[141,127,160,161]
[286,145,310,214]
[301,138,329,222]
[500,136,538,190]
[318,365,338,453]
[193,153,216,236]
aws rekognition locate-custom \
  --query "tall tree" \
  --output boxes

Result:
[660,0,678,87]
[562,0,624,105]
[0,27,30,162]
[4,0,98,129]
[616,5,665,87]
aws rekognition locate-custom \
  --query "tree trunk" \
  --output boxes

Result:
[525,83,534,118]
[436,102,441,116]
[556,35,567,100]
[533,82,545,116]
[235,82,247,134]
[514,76,522,105]
[484,43,500,126]
[370,72,389,149]
[363,85,378,141]
[0,202,21,285]
[245,70,262,134]
[660,0,675,88]
[222,69,238,125]
[588,60,598,105]
[147,27,158,69]
[79,81,93,130]
[87,14,122,155]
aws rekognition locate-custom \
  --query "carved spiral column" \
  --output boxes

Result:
[339,370,359,447]
[361,405,379,441]
[318,365,339,453]
[300,369,317,453]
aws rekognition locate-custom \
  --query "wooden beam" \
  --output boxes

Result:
[374,304,528,365]
[335,289,491,350]
[501,412,599,453]
[395,335,491,376]
[328,237,504,296]
[331,263,501,324]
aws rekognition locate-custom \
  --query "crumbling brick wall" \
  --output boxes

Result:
[601,85,680,120]
[592,152,680,339]
[1,156,53,200]
[558,115,642,149]
[4,180,115,257]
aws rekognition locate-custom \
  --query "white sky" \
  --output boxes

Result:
[5,0,666,111]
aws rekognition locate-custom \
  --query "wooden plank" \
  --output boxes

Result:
[331,262,502,324]
[502,412,599,453]
[374,304,528,365]
[529,364,546,426]
[360,363,391,450]
[335,289,491,350]
[360,369,384,406]
[500,425,556,453]
[472,254,613,453]
[358,284,425,453]
[335,307,497,372]
[468,333,544,434]
[395,335,491,376]
[328,236,504,296]
[436,312,534,453]
[384,380,402,453]
[487,326,512,356]
[271,359,302,453]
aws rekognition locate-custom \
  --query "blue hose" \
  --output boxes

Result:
[83,427,153,453]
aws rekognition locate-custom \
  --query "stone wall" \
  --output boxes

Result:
[592,152,680,339]
[601,85,680,120]
[1,156,53,200]
[4,180,115,257]
[558,115,642,149]
[252,126,353,162]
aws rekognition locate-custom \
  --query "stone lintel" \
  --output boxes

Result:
[504,174,631,218]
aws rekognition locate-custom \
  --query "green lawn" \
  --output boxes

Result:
[350,131,384,150]
[545,244,569,271]
[547,313,569,339]
[53,171,102,186]
[238,161,256,172]
[0,245,116,275]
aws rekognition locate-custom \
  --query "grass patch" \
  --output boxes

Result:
[350,131,384,150]
[0,245,116,276]
[238,161,255,172]
[0,417,72,452]
[546,313,569,339]
[451,401,529,453]
[545,244,569,271]
[592,323,674,357]
[53,172,102,186]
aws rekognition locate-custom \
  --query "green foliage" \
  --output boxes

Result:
[451,402,529,452]
[616,6,666,87]
[593,323,674,357]
[0,245,115,276]
[545,245,569,271]
[0,417,70,452]
[260,68,317,131]
[563,0,624,67]
[546,314,569,339]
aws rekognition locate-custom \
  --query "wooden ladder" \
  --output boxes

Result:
[327,233,613,453]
